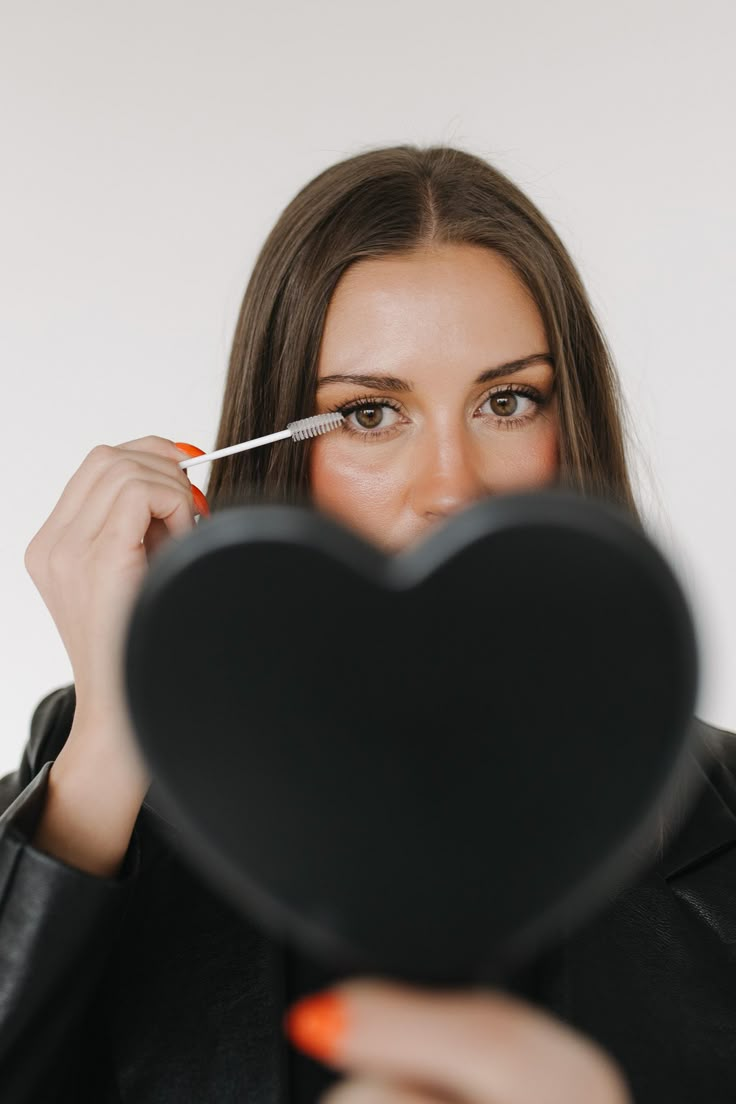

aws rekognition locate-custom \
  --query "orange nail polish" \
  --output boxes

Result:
[284,992,347,1063]
[175,441,206,458]
[191,486,210,517]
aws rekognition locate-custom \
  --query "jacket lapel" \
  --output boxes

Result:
[657,716,736,880]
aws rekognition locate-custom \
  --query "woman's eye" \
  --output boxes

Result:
[344,402,401,433]
[478,389,538,422]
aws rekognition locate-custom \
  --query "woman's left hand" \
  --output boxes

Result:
[285,977,632,1104]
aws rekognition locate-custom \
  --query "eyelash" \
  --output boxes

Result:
[325,384,546,439]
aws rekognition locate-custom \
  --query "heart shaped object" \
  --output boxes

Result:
[123,488,699,986]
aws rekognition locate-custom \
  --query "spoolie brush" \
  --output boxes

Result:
[177,412,345,470]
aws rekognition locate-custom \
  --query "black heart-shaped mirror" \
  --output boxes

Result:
[122,487,700,986]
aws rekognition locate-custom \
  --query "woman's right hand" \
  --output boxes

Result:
[23,436,208,804]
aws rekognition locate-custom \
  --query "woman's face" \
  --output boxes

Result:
[310,242,560,553]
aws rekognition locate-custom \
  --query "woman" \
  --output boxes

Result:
[2,145,735,1104]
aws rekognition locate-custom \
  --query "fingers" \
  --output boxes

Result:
[92,476,197,557]
[43,437,194,534]
[144,517,173,561]
[323,1074,452,1104]
[285,979,632,1104]
[62,469,195,551]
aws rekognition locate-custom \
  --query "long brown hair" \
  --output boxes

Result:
[205,144,641,524]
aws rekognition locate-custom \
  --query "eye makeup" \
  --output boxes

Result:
[323,382,552,440]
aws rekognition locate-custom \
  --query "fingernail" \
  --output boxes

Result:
[284,992,347,1063]
[175,441,206,458]
[191,486,210,517]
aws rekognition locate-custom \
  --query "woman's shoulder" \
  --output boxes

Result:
[0,683,77,820]
[692,713,736,813]
[655,713,736,881]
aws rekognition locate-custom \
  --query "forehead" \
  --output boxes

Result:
[318,243,547,376]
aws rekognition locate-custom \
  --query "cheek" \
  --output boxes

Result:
[309,440,408,542]
[525,418,560,479]
[477,422,560,493]
[541,407,561,472]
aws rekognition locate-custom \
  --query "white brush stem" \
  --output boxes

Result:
[177,412,344,470]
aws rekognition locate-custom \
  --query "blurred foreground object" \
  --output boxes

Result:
[124,487,700,986]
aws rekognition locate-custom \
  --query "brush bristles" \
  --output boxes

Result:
[288,412,345,440]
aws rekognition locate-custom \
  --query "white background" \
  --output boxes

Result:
[1,0,734,774]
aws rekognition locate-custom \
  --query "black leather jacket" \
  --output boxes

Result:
[2,684,736,1103]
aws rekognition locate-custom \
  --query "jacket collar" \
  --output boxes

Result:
[657,716,736,880]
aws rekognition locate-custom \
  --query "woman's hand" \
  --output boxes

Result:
[24,435,206,728]
[23,434,207,808]
[285,978,632,1104]
[24,436,208,872]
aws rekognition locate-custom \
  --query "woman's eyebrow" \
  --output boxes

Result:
[316,353,554,392]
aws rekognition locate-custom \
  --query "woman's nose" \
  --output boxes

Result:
[410,430,488,520]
